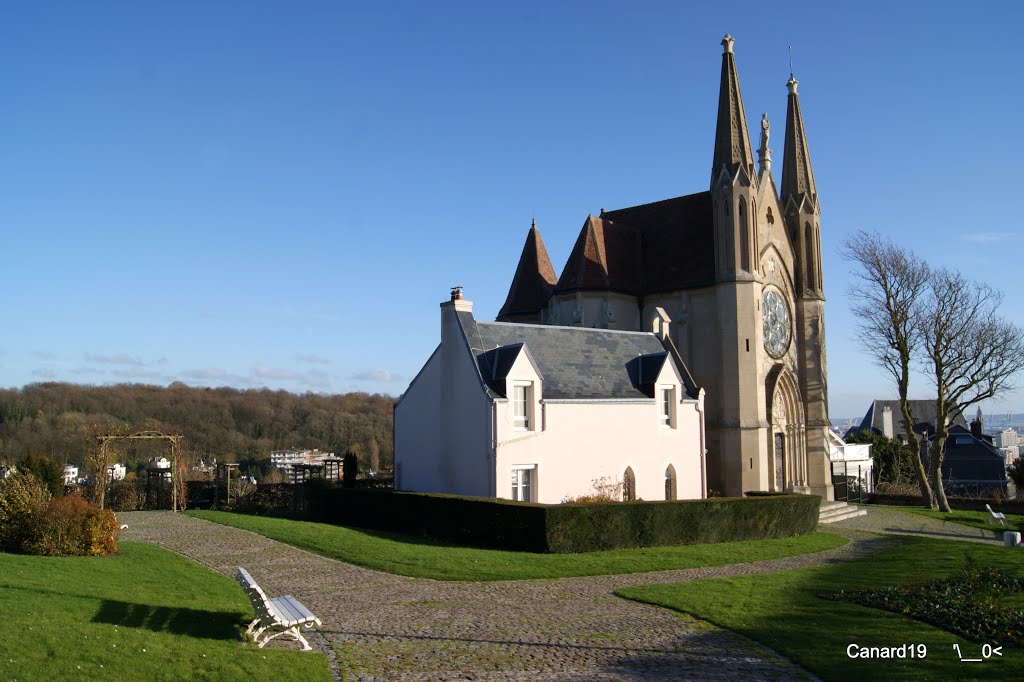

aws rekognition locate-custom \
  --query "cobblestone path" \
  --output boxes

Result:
[121,512,887,681]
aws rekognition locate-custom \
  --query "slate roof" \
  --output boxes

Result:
[457,311,684,401]
[854,399,967,439]
[934,424,1007,486]
[496,223,558,320]
[552,192,715,297]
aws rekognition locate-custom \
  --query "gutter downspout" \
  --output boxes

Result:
[697,387,707,499]
[489,399,497,497]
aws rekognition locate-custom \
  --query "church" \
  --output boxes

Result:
[497,35,833,500]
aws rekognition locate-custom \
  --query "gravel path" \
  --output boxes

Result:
[827,506,1002,545]
[120,512,890,681]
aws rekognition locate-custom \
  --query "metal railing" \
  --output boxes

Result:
[831,461,874,503]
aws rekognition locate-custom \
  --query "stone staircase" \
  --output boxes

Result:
[818,500,868,524]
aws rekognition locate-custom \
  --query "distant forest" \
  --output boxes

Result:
[0,382,395,474]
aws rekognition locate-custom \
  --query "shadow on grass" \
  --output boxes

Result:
[618,536,1024,681]
[93,599,245,640]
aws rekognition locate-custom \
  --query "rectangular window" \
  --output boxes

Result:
[512,382,532,429]
[511,466,535,502]
[659,386,675,427]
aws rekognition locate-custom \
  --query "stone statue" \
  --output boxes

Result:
[760,113,770,150]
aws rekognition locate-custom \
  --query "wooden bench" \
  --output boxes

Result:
[986,504,1007,527]
[236,567,321,651]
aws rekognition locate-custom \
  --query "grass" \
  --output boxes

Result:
[618,536,1024,681]
[876,504,1024,535]
[0,542,331,681]
[186,509,848,581]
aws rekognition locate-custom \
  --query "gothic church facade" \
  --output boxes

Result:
[498,35,832,499]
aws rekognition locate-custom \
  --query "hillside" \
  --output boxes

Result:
[0,382,394,472]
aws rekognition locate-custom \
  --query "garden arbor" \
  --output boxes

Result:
[94,431,186,511]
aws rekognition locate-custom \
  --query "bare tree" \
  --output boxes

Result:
[918,268,1024,511]
[841,231,933,507]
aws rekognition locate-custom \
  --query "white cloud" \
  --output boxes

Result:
[33,350,56,360]
[961,232,1016,244]
[85,352,146,366]
[296,353,331,365]
[32,368,58,378]
[350,368,403,382]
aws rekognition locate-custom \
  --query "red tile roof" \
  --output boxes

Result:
[497,223,558,320]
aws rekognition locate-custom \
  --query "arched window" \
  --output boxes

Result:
[804,222,815,290]
[664,465,677,501]
[623,467,636,501]
[739,197,749,271]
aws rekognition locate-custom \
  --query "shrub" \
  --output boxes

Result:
[308,489,820,553]
[108,480,144,511]
[25,494,120,557]
[0,473,51,551]
[19,453,65,497]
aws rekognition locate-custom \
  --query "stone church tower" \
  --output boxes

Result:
[497,35,832,499]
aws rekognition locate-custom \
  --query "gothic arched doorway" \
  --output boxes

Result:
[766,366,806,492]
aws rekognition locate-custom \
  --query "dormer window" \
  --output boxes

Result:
[513,381,533,430]
[659,386,676,428]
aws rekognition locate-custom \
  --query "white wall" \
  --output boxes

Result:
[395,300,493,497]
[493,357,704,503]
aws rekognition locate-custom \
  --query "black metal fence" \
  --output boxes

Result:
[831,461,875,503]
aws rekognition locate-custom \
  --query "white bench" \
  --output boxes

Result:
[986,504,1007,527]
[236,567,321,651]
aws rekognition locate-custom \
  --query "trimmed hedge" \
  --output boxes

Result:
[307,488,820,553]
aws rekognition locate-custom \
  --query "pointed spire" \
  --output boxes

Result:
[554,214,610,293]
[496,220,558,321]
[712,34,755,183]
[781,74,817,202]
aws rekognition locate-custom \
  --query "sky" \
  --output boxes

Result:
[2,1,1023,421]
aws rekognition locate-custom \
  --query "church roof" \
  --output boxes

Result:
[553,192,715,296]
[496,222,558,320]
[458,311,687,400]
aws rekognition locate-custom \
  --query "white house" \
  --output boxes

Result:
[107,463,127,481]
[62,464,79,485]
[394,292,706,504]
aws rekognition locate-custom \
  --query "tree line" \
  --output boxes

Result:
[0,382,395,475]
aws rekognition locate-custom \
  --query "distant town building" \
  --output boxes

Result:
[148,457,173,479]
[62,464,79,485]
[995,427,1020,449]
[270,449,336,480]
[107,463,127,481]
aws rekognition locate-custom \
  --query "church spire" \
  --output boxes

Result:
[711,34,755,185]
[496,219,558,322]
[781,74,817,203]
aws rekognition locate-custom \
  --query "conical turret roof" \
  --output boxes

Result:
[496,220,558,321]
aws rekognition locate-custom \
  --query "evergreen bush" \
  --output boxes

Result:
[308,489,819,553]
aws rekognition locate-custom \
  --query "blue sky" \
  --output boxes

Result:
[2,1,1022,421]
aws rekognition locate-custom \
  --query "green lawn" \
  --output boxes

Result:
[0,542,331,681]
[187,509,847,581]
[618,536,1024,681]
[877,504,1024,535]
